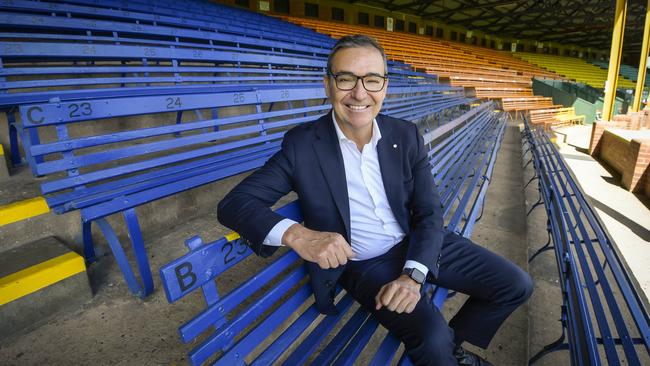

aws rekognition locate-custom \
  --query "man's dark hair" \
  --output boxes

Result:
[326,34,388,75]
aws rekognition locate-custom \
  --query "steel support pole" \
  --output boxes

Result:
[602,0,627,121]
[633,0,650,112]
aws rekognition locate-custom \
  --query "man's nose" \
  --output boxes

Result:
[350,79,368,99]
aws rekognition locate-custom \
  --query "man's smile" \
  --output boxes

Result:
[346,104,371,110]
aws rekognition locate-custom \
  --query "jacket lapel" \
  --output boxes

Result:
[312,114,351,240]
[376,117,405,231]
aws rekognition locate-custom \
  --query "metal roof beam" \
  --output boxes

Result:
[421,0,522,19]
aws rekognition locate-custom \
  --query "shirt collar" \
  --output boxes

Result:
[332,111,382,148]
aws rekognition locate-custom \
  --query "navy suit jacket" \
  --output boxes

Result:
[217,112,445,314]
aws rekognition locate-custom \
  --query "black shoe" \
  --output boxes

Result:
[453,346,493,366]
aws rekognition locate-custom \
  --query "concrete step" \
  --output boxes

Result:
[0,144,9,181]
[0,236,92,340]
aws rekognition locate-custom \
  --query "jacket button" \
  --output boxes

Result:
[325,280,334,288]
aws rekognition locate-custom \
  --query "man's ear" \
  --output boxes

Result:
[323,75,330,99]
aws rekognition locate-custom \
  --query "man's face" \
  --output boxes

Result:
[324,46,387,134]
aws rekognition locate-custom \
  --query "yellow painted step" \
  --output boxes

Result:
[0,197,50,227]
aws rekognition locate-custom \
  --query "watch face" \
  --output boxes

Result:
[411,268,426,284]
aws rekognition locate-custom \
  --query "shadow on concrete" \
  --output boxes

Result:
[585,194,650,241]
[562,153,594,162]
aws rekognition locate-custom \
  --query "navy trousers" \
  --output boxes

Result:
[339,231,534,366]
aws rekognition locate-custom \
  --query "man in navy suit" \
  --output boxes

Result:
[218,35,533,366]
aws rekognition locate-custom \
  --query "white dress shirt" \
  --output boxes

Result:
[263,112,428,276]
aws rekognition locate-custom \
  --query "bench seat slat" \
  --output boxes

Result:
[180,252,302,342]
[79,155,267,218]
[460,123,505,237]
[35,116,296,175]
[251,292,355,366]
[431,110,490,178]
[309,308,372,365]
[0,65,325,77]
[1,75,324,90]
[332,316,380,366]
[52,146,277,212]
[434,115,493,204]
[31,104,325,156]
[369,333,401,366]
[262,293,357,366]
[209,282,314,366]
[189,267,309,366]
[43,132,282,196]
[447,122,502,229]
[0,41,326,68]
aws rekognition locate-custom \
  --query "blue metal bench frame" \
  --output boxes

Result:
[159,104,506,365]
[523,121,650,365]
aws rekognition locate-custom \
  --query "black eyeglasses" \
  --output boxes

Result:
[328,72,388,92]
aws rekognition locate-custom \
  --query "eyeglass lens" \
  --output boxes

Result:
[333,73,386,91]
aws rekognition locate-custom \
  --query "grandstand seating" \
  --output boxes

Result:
[502,96,555,113]
[591,60,650,87]
[281,16,577,116]
[2,0,469,297]
[528,107,586,130]
[440,41,562,80]
[514,53,637,90]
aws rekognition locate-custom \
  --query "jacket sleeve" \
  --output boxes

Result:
[405,123,445,278]
[217,131,296,257]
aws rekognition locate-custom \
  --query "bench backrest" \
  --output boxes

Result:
[17,82,464,218]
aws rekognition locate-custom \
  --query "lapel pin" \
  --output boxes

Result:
[393,144,397,148]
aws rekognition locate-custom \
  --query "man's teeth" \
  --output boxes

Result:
[348,105,368,110]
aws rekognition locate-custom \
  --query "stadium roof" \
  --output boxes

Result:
[350,0,647,52]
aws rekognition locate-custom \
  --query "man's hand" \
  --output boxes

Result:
[282,223,355,269]
[375,275,421,314]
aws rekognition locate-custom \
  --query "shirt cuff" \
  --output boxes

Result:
[403,260,429,277]
[262,218,298,246]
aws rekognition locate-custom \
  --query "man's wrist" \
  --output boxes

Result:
[399,274,422,288]
[401,267,426,285]
[281,223,304,248]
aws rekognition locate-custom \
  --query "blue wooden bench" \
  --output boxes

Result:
[13,76,466,298]
[0,39,446,166]
[0,0,329,47]
[523,122,650,365]
[159,103,506,365]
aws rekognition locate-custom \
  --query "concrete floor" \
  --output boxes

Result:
[1,119,632,365]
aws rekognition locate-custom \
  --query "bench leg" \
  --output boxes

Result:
[7,111,22,167]
[527,194,544,216]
[13,116,42,175]
[82,220,98,263]
[95,209,154,298]
[528,229,553,263]
[528,326,568,365]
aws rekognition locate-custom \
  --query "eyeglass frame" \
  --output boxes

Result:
[327,71,388,92]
